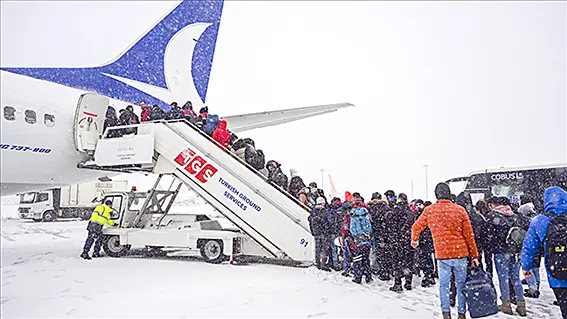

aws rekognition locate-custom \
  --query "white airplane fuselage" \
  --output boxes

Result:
[1,71,122,195]
[1,1,352,197]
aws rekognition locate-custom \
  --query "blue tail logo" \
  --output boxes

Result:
[1,0,224,109]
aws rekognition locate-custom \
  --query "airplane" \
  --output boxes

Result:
[0,0,352,196]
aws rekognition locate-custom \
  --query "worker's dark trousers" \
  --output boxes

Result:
[83,222,104,255]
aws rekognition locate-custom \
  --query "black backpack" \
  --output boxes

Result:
[500,215,527,254]
[544,212,567,280]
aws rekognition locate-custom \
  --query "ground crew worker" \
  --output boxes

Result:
[81,200,115,260]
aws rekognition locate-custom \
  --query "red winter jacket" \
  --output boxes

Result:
[141,108,151,122]
[212,120,230,149]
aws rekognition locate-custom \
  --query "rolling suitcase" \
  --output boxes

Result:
[463,267,498,318]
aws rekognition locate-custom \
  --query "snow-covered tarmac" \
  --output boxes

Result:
[1,216,563,318]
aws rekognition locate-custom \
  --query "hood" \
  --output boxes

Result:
[218,120,227,130]
[493,205,514,217]
[544,186,567,215]
[367,199,387,205]
[290,168,298,177]
[518,203,536,217]
[266,160,279,172]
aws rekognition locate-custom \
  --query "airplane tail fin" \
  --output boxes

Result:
[1,0,224,108]
[99,0,224,106]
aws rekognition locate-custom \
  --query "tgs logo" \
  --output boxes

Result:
[174,148,218,183]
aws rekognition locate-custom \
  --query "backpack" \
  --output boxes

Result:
[204,115,220,135]
[502,215,527,254]
[251,149,265,170]
[349,207,373,248]
[544,212,567,280]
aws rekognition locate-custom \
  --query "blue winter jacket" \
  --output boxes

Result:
[521,186,567,288]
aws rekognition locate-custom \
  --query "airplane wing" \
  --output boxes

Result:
[223,102,354,133]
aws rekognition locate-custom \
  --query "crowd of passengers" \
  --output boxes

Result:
[103,100,302,192]
[305,185,567,319]
[102,102,566,319]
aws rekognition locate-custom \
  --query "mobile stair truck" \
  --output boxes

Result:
[74,93,316,265]
[18,180,128,222]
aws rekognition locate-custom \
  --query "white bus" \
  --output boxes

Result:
[446,163,567,209]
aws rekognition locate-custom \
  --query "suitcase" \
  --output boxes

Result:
[462,268,498,318]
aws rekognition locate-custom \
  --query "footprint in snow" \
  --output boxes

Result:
[66,309,77,316]
[307,312,327,318]
[62,288,71,293]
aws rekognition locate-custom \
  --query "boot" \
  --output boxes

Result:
[523,289,539,298]
[389,284,403,293]
[421,279,432,288]
[516,300,527,317]
[92,252,102,258]
[499,301,513,315]
[521,278,527,285]
[80,253,92,260]
[442,312,452,319]
[404,281,413,291]
[457,313,466,319]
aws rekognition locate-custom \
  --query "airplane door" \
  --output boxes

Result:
[73,93,109,153]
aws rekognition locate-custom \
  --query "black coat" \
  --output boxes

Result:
[289,176,306,198]
[168,107,185,120]
[467,207,488,252]
[386,203,416,249]
[103,108,120,137]
[308,206,331,237]
[327,202,343,236]
[484,210,516,254]
[149,107,166,121]
[367,199,390,245]
[416,209,434,253]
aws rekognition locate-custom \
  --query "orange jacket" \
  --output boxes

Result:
[411,200,479,260]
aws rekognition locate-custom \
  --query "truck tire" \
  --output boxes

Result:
[42,210,56,222]
[103,235,130,257]
[199,239,225,264]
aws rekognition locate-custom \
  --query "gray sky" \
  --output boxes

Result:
[2,1,565,200]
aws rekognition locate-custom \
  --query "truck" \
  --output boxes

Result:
[18,180,129,222]
[98,175,274,264]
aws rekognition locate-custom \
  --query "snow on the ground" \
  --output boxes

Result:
[1,218,563,318]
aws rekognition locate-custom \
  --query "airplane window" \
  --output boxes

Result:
[24,110,37,124]
[3,106,16,121]
[44,113,55,127]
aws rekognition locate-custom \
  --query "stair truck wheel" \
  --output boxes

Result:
[42,210,56,222]
[199,239,225,264]
[103,235,130,257]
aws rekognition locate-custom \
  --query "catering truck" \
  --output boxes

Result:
[18,180,129,222]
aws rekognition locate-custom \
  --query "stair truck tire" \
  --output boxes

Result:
[199,239,225,264]
[42,210,56,222]
[103,235,130,257]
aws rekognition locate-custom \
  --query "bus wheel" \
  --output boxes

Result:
[103,235,130,257]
